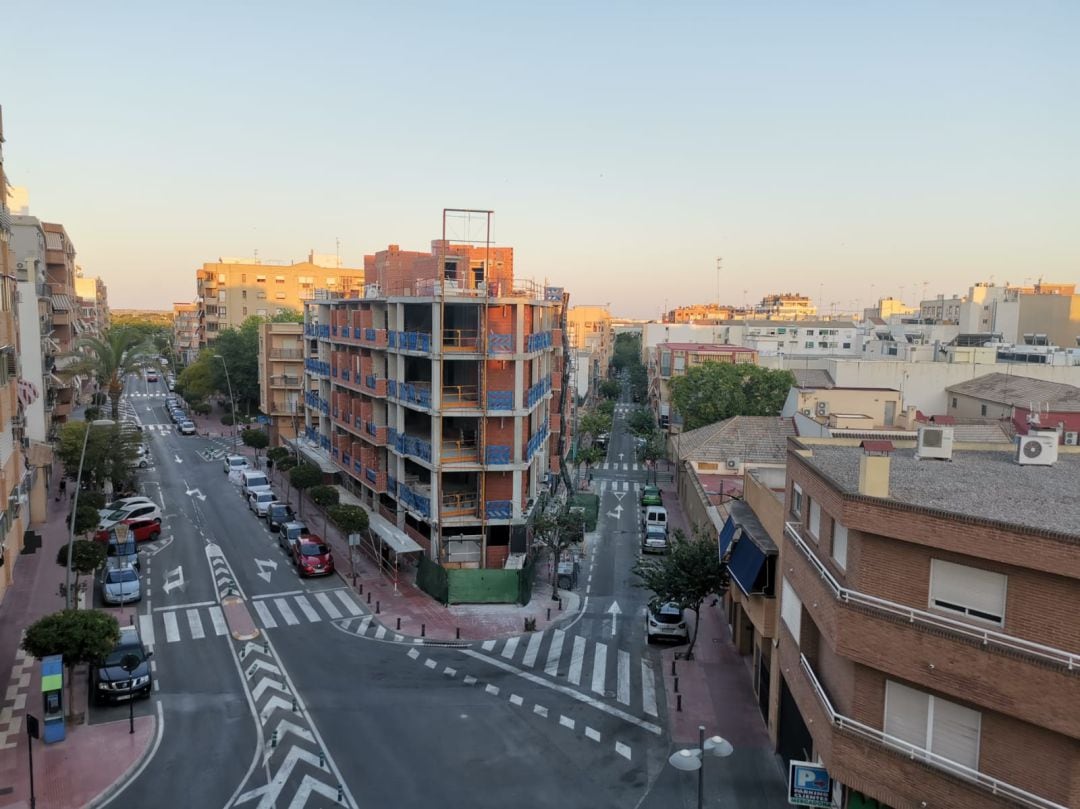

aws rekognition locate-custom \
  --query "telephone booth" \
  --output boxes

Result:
[41,654,64,743]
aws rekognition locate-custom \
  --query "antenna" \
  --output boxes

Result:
[336,236,341,268]
[716,257,722,308]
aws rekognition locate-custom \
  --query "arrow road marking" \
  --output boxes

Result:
[174,454,183,464]
[162,566,184,595]
[618,452,624,461]
[607,601,622,637]
[185,487,207,501]
[612,492,626,502]
[255,559,278,583]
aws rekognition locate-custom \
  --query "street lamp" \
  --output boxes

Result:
[214,354,238,452]
[667,725,734,809]
[64,419,115,610]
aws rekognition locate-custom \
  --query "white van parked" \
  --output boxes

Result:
[642,505,668,533]
[240,470,271,497]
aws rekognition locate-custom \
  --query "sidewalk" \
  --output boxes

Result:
[267,466,583,643]
[0,463,155,809]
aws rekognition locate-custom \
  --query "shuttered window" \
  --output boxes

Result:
[884,681,981,771]
[929,560,1007,625]
[781,578,801,644]
[832,522,848,570]
[808,500,821,539]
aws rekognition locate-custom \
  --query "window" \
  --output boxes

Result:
[275,275,286,283]
[241,290,247,299]
[805,341,815,348]
[781,578,801,643]
[808,500,821,539]
[256,275,267,283]
[805,329,815,336]
[242,307,248,316]
[980,404,987,416]
[325,277,337,286]
[951,397,957,408]
[929,559,1007,625]
[832,521,848,569]
[673,355,685,372]
[791,483,803,517]
[218,273,226,282]
[241,273,247,283]
[842,342,851,349]
[884,681,981,770]
[275,292,286,300]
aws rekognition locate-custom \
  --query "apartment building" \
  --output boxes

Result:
[647,342,757,430]
[663,303,738,323]
[41,222,80,424]
[196,253,364,346]
[302,235,567,569]
[566,305,613,399]
[777,436,1080,809]
[756,292,817,320]
[74,273,109,336]
[173,301,200,365]
[258,321,304,445]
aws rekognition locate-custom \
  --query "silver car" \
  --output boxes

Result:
[101,562,141,605]
[248,490,277,517]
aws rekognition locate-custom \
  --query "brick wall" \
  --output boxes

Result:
[484,418,516,449]
[484,472,514,501]
[486,544,510,569]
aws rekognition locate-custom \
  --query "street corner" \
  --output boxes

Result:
[221,596,261,641]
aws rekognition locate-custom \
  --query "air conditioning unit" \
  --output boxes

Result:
[726,458,740,470]
[1064,432,1079,446]
[801,408,812,416]
[815,401,829,417]
[1017,431,1059,466]
[916,426,954,460]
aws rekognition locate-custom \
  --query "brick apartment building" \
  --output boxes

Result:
[172,301,200,365]
[258,321,304,445]
[302,234,568,569]
[777,435,1079,809]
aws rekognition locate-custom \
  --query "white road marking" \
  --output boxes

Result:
[533,704,548,718]
[163,611,180,643]
[559,715,575,730]
[481,640,496,652]
[374,625,386,640]
[138,613,156,648]
[485,684,499,696]
[293,595,321,623]
[544,629,565,676]
[253,600,277,629]
[501,636,519,660]
[273,598,300,626]
[509,694,523,706]
[443,667,457,677]
[463,675,477,685]
[568,635,586,686]
[617,649,631,705]
[591,642,607,695]
[424,659,437,670]
[406,648,419,660]
[616,741,632,760]
[641,660,658,717]
[333,590,363,616]
[522,631,543,667]
[186,609,205,640]
[357,615,372,635]
[585,726,601,742]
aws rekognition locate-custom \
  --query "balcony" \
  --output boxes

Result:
[442,329,481,353]
[525,330,553,353]
[362,375,387,397]
[269,348,304,359]
[393,432,432,463]
[483,444,512,465]
[388,331,431,353]
[357,328,388,349]
[486,390,514,411]
[526,420,549,462]
[443,440,481,466]
[487,332,513,355]
[441,491,480,520]
[388,380,432,410]
[485,500,513,520]
[526,376,552,409]
[398,484,431,519]
[269,374,302,388]
[442,384,480,409]
[364,421,388,446]
[305,358,330,377]
[783,522,1080,739]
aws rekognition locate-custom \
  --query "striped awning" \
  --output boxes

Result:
[51,294,73,312]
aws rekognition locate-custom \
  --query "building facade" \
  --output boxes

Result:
[172,301,200,365]
[74,273,109,337]
[258,321,304,446]
[566,305,613,400]
[646,342,757,430]
[42,222,80,424]
[196,253,364,346]
[777,438,1080,808]
[301,236,567,569]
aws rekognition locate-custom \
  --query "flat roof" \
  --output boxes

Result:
[797,445,1080,538]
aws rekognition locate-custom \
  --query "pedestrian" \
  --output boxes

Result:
[56,478,67,502]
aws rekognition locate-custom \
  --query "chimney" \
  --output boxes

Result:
[858,440,894,498]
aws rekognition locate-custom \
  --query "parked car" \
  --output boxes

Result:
[98,503,162,533]
[133,444,150,468]
[224,455,249,475]
[641,524,669,554]
[645,601,689,644]
[594,433,609,451]
[291,537,334,577]
[278,520,309,551]
[248,490,276,517]
[103,496,155,513]
[100,562,141,606]
[104,534,139,570]
[639,485,663,509]
[146,372,158,383]
[265,502,295,531]
[94,517,162,544]
[93,626,153,704]
[240,470,271,497]
[178,420,197,436]
[641,505,668,533]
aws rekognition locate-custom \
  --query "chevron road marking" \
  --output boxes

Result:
[285,775,341,808]
[268,718,315,747]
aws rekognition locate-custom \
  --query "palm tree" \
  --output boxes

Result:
[65,329,154,421]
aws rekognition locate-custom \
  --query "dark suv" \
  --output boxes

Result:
[93,626,153,704]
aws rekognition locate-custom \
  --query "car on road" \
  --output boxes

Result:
[291,536,334,577]
[224,455,249,475]
[278,520,309,551]
[645,601,689,643]
[146,371,158,383]
[641,524,669,554]
[248,490,276,517]
[178,420,197,435]
[265,502,295,531]
[594,433,609,451]
[133,444,150,468]
[94,517,162,544]
[639,485,663,509]
[100,561,141,605]
[98,503,162,533]
[93,626,153,704]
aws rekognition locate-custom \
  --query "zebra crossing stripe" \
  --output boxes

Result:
[374,625,386,640]
[254,600,277,629]
[568,636,586,686]
[334,590,363,616]
[544,629,565,676]
[641,660,658,717]
[357,615,372,635]
[501,636,519,660]
[209,606,228,636]
[274,598,300,626]
[522,631,543,667]
[139,613,156,648]
[481,639,496,652]
[314,592,342,620]
[617,650,631,705]
[591,643,607,695]
[186,609,205,640]
[163,611,180,643]
[293,595,320,623]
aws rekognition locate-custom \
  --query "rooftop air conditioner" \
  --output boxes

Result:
[916,426,954,460]
[1017,431,1059,466]
[726,458,740,470]
[1065,432,1079,446]
[801,408,812,416]
[815,401,829,417]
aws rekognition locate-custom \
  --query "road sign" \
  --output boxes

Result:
[788,760,833,807]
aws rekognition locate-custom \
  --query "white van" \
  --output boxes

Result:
[240,470,271,497]
[642,505,668,532]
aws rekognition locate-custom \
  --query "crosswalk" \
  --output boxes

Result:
[597,462,643,472]
[476,629,660,719]
[140,589,365,646]
[144,423,177,435]
[597,480,641,494]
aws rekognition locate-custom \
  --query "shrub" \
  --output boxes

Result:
[267,447,289,464]
[221,414,234,426]
[277,457,297,472]
[192,402,211,415]
[79,491,106,511]
[83,406,101,421]
[309,485,340,508]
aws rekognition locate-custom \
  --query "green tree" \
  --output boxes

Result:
[22,610,120,718]
[598,379,621,400]
[266,447,290,465]
[669,363,795,430]
[579,445,605,469]
[65,329,154,421]
[176,358,216,403]
[531,508,585,595]
[611,333,641,372]
[627,406,656,436]
[56,422,139,492]
[56,540,107,605]
[270,308,304,323]
[241,427,269,465]
[289,463,322,516]
[309,485,340,508]
[327,504,369,535]
[579,409,612,440]
[633,529,728,659]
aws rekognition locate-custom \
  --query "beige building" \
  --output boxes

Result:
[173,301,200,364]
[566,305,613,398]
[258,321,304,445]
[196,253,363,346]
[75,273,109,337]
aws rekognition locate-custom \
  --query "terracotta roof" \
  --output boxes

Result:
[677,416,796,466]
[946,373,1080,413]
[791,369,834,389]
[860,440,895,454]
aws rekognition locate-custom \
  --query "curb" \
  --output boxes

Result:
[85,712,159,809]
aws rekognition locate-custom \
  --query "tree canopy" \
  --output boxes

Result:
[56,421,140,492]
[327,504,369,535]
[67,328,155,420]
[668,363,795,431]
[178,315,266,412]
[22,610,120,717]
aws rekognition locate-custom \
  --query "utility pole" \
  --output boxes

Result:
[715,257,722,308]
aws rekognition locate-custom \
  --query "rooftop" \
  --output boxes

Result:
[797,444,1080,538]
[946,372,1080,412]
[659,342,757,352]
[678,416,796,466]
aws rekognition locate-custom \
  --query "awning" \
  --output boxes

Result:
[718,517,737,558]
[47,372,65,387]
[72,318,84,334]
[53,354,79,371]
[367,510,423,555]
[51,293,73,312]
[729,539,768,596]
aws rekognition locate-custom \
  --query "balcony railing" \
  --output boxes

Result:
[799,654,1066,809]
[305,358,330,377]
[399,484,431,519]
[784,522,1079,671]
[388,331,431,353]
[486,390,514,410]
[525,330,553,353]
[487,332,513,354]
[485,500,513,520]
[442,384,479,409]
[269,348,304,359]
[394,432,432,463]
[270,374,302,387]
[441,492,479,518]
[526,420,549,462]
[442,329,481,352]
[526,375,552,408]
[442,440,481,465]
[388,380,431,409]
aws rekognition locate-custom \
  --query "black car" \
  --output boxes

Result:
[265,502,295,532]
[93,626,153,704]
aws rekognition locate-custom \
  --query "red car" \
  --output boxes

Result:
[291,537,334,577]
[95,517,162,544]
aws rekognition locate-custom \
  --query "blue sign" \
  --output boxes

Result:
[257,416,270,425]
[788,761,833,807]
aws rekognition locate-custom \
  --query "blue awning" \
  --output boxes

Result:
[718,517,737,558]
[729,538,768,596]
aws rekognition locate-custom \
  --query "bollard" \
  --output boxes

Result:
[546,608,551,621]
[671,659,676,676]
[367,592,371,604]
[677,694,683,712]
[319,751,325,768]
[557,598,563,611]
[456,627,460,640]
[271,730,278,748]
[263,641,269,655]
[358,583,363,595]
[396,617,401,630]
[674,676,680,694]
[292,698,298,712]
[337,784,344,803]
[421,624,426,637]
[375,600,381,614]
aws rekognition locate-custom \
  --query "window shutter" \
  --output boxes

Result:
[832,522,848,570]
[930,696,981,770]
[884,681,930,749]
[930,560,1007,623]
[780,578,802,644]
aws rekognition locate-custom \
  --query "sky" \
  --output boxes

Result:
[3,1,1077,317]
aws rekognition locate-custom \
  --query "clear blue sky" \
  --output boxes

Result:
[4,1,1077,316]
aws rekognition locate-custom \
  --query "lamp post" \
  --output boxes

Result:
[667,725,734,809]
[64,419,115,610]
[215,354,238,452]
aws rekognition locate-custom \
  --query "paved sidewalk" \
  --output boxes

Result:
[0,464,156,809]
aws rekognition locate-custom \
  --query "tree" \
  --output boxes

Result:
[633,529,728,659]
[531,508,586,595]
[627,406,656,436]
[65,329,154,421]
[579,410,611,440]
[56,422,140,493]
[68,502,102,538]
[270,309,304,323]
[309,485,340,508]
[669,363,795,431]
[598,379,621,400]
[289,463,322,516]
[241,428,269,464]
[56,540,107,605]
[267,447,290,465]
[22,610,120,718]
[611,333,641,372]
[327,504,369,535]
